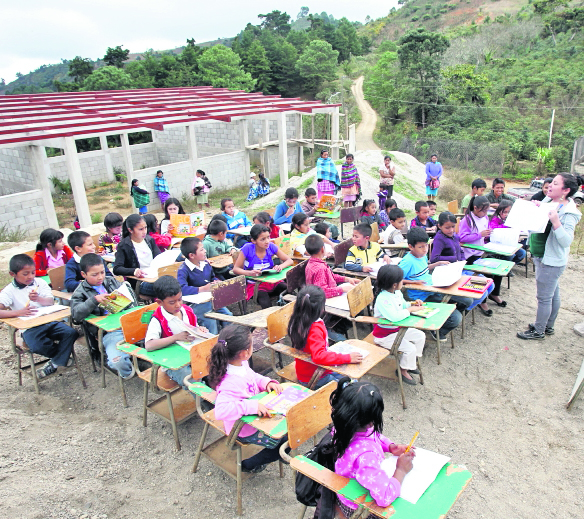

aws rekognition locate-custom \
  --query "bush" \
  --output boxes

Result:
[113,166,126,182]
[91,213,102,224]
[50,176,72,194]
[411,16,419,21]
[0,224,27,242]
[437,168,475,204]
[423,14,432,20]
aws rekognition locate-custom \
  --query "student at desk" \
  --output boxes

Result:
[221,198,252,248]
[379,208,407,253]
[202,219,238,280]
[345,224,391,273]
[274,187,303,226]
[65,231,113,293]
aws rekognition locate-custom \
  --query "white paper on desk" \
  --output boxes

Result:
[141,250,181,278]
[170,316,215,339]
[380,447,450,504]
[431,261,465,287]
[182,292,213,305]
[505,199,558,233]
[484,242,518,255]
[490,228,520,247]
[231,225,253,235]
[328,341,370,359]
[368,261,387,276]
[326,293,350,311]
[19,304,69,320]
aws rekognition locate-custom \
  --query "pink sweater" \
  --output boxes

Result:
[214,361,276,437]
[335,427,401,510]
[458,212,488,260]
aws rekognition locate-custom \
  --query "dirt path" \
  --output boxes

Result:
[351,76,380,152]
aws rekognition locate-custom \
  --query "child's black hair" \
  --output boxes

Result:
[471,178,487,190]
[438,211,457,226]
[492,200,513,221]
[250,224,270,241]
[407,227,429,246]
[36,228,64,252]
[288,285,326,351]
[67,230,91,251]
[464,195,490,231]
[156,170,163,176]
[180,237,201,258]
[313,222,329,236]
[330,377,384,459]
[210,213,227,224]
[292,212,308,231]
[163,198,186,220]
[80,253,104,273]
[253,211,273,225]
[207,324,252,389]
[104,212,123,231]
[9,254,34,273]
[385,199,397,210]
[153,275,182,300]
[220,198,233,211]
[492,177,505,188]
[122,214,145,238]
[207,218,228,235]
[129,178,139,196]
[388,208,405,222]
[378,183,388,190]
[143,213,158,234]
[360,199,375,215]
[414,200,429,212]
[345,153,354,160]
[320,149,328,157]
[543,177,553,186]
[375,264,404,296]
[557,172,579,198]
[285,187,299,200]
[258,173,269,188]
[353,223,372,239]
[427,200,437,208]
[305,234,324,255]
[305,187,317,198]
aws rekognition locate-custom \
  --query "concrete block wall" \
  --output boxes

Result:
[0,189,50,237]
[0,147,37,195]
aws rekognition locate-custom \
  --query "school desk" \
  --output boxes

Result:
[101,254,115,264]
[314,210,340,219]
[290,455,472,519]
[381,239,434,258]
[461,242,520,257]
[205,305,281,330]
[36,275,50,284]
[245,265,293,303]
[465,258,514,277]
[207,253,234,269]
[229,225,253,236]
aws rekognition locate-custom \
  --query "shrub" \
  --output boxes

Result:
[50,176,72,194]
[0,224,27,242]
[437,168,475,204]
[423,14,432,20]
[91,212,102,224]
[113,166,126,182]
[412,16,419,21]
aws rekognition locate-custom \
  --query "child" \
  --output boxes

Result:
[145,276,209,387]
[487,178,515,209]
[331,377,414,516]
[192,169,211,210]
[144,213,171,251]
[489,200,527,265]
[203,218,238,280]
[340,153,361,208]
[0,254,78,379]
[379,208,407,253]
[379,199,397,229]
[154,170,170,206]
[373,265,427,384]
[210,324,289,473]
[360,199,386,231]
[377,183,389,210]
[233,224,293,308]
[288,285,362,388]
[398,227,465,340]
[33,228,73,277]
[314,222,337,244]
[301,188,318,217]
[177,237,233,334]
[98,212,123,255]
[531,177,553,202]
[113,214,161,298]
[289,213,334,257]
[256,173,270,197]
[427,200,437,220]
[70,253,136,379]
[253,212,279,239]
[274,187,303,225]
[65,231,112,293]
[459,196,506,307]
[221,197,252,248]
[130,179,149,214]
[410,201,437,231]
[160,197,186,235]
[430,212,493,316]
[345,224,391,273]
[461,178,487,211]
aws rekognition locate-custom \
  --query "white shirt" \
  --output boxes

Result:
[226,363,247,377]
[380,224,405,245]
[132,239,153,268]
[184,258,208,272]
[0,279,52,311]
[145,306,193,343]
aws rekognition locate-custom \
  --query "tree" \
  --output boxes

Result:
[244,40,272,93]
[68,56,94,84]
[82,66,135,91]
[397,29,449,126]
[442,65,491,105]
[264,37,299,96]
[332,18,362,62]
[297,6,309,19]
[103,46,130,68]
[198,45,255,91]
[258,10,291,36]
[295,40,339,97]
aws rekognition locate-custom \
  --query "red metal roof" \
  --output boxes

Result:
[0,86,339,147]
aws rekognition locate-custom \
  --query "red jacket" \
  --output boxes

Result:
[152,305,197,337]
[34,246,74,277]
[149,232,172,251]
[295,320,351,384]
[305,257,348,298]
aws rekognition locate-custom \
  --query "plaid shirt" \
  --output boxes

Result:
[305,257,347,298]
[154,176,169,193]
[131,186,150,208]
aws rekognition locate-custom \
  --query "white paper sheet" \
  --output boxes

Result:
[505,199,558,233]
[484,242,518,255]
[431,260,465,287]
[380,447,450,504]
[19,304,69,320]
[141,249,181,278]
[328,341,370,358]
[490,227,520,247]
[368,261,387,276]
[182,292,213,305]
[325,294,350,311]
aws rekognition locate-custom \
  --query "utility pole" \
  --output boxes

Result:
[548,109,555,148]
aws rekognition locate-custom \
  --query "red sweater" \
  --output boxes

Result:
[295,320,351,383]
[34,245,74,277]
[305,257,348,298]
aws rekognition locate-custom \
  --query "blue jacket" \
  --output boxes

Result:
[223,211,252,240]
[177,260,217,295]
[274,200,303,225]
[64,257,112,293]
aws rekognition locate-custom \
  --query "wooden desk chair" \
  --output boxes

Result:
[370,222,380,244]
[119,304,200,451]
[448,200,459,214]
[273,235,292,257]
[158,262,181,278]
[285,260,308,295]
[333,239,353,267]
[266,207,276,217]
[339,207,358,239]
[24,250,36,259]
[48,265,72,304]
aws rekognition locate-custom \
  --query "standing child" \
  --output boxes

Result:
[345,224,391,273]
[130,179,150,214]
[221,198,252,248]
[70,253,136,378]
[98,212,123,255]
[340,153,361,207]
[331,377,414,516]
[489,200,527,265]
[65,231,113,293]
[379,199,397,229]
[410,201,437,231]
[379,208,407,253]
[160,197,186,235]
[144,213,171,251]
[192,169,211,210]
[377,184,389,211]
[154,170,170,207]
[0,254,78,379]
[210,324,289,473]
[360,199,386,231]
[33,229,73,277]
[301,188,319,217]
[253,212,279,239]
[203,219,238,280]
[316,150,340,199]
[379,155,396,198]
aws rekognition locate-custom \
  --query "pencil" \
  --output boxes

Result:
[404,431,419,453]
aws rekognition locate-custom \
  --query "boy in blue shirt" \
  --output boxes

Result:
[221,198,252,248]
[65,231,112,292]
[273,187,303,226]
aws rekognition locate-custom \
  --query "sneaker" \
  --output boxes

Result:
[121,364,136,380]
[37,361,58,379]
[528,323,554,336]
[508,271,515,277]
[517,329,545,340]
[429,331,447,343]
[242,463,268,474]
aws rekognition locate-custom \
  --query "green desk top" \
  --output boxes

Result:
[118,341,191,370]
[37,275,50,284]
[85,306,142,332]
[375,302,455,331]
[247,266,293,283]
[461,243,520,255]
[315,211,340,219]
[465,259,514,277]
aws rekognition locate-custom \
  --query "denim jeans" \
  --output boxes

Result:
[191,301,232,334]
[165,364,193,390]
[424,293,462,339]
[22,321,78,367]
[103,329,133,378]
[533,257,565,333]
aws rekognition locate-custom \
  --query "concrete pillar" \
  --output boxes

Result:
[296,114,304,174]
[348,124,356,155]
[120,133,136,213]
[64,137,92,228]
[277,112,289,188]
[99,135,115,182]
[186,124,199,182]
[262,120,270,177]
[30,146,59,229]
[331,107,340,161]
[240,119,251,175]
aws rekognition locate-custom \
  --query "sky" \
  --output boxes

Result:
[0,1,399,85]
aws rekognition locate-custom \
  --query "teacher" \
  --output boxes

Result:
[425,154,442,201]
[316,149,340,199]
[517,173,581,340]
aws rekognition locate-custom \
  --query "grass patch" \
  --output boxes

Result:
[114,195,123,201]
[438,168,475,205]
[394,176,421,202]
[116,201,132,210]
[91,213,102,224]
[0,224,27,242]
[297,177,314,192]
[572,219,584,256]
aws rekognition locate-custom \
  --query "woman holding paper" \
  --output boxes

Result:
[518,173,581,340]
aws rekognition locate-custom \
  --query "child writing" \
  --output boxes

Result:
[130,179,149,214]
[274,187,303,226]
[300,188,319,217]
[98,212,123,255]
[210,324,289,473]
[0,254,79,379]
[192,169,211,210]
[154,170,170,206]
[379,208,407,253]
[373,264,425,385]
[203,218,238,280]
[288,285,362,389]
[221,197,252,248]
[340,153,361,208]
[70,253,136,379]
[461,178,487,211]
[253,212,279,239]
[379,199,397,229]
[233,224,293,308]
[34,228,73,277]
[160,197,186,235]
[65,231,112,293]
[144,213,171,251]
[331,377,414,516]
[410,201,437,231]
[289,213,334,257]
[489,200,527,265]
[345,224,391,273]
[360,199,386,231]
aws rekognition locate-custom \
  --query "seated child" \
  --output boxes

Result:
[98,212,123,255]
[331,377,414,515]
[410,201,437,231]
[210,324,290,473]
[177,237,233,334]
[253,212,279,239]
[345,223,391,273]
[379,199,397,228]
[160,197,186,235]
[33,228,73,277]
[314,222,338,244]
[70,253,135,378]
[301,188,318,217]
[289,213,334,257]
[273,187,303,226]
[427,200,437,220]
[65,231,112,293]
[398,227,466,340]
[0,254,78,378]
[203,219,238,280]
[487,178,515,208]
[379,208,407,254]
[288,285,362,389]
[488,200,527,265]
[461,178,487,211]
[377,183,389,210]
[360,199,386,230]
[145,276,209,387]
[373,264,426,385]
[233,224,293,308]
[221,197,252,248]
[144,213,171,251]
